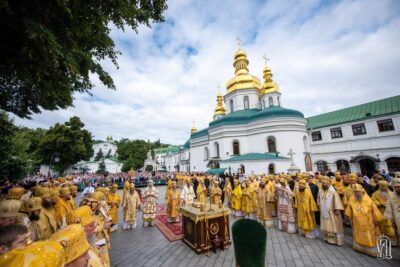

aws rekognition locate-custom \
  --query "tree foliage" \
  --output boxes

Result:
[94,149,104,161]
[96,160,106,175]
[37,116,94,173]
[0,113,46,180]
[0,0,168,118]
[117,138,168,171]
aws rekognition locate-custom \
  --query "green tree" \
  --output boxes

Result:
[117,138,169,171]
[38,116,93,173]
[0,0,168,118]
[94,149,104,161]
[96,160,106,175]
[0,112,19,180]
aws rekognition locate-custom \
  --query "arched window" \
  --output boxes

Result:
[229,99,234,113]
[204,147,209,160]
[233,141,240,155]
[268,163,275,174]
[269,97,273,107]
[277,96,280,106]
[336,160,350,173]
[214,142,220,158]
[267,136,277,153]
[316,161,328,173]
[263,99,266,109]
[243,96,249,110]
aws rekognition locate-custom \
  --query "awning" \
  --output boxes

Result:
[206,168,227,174]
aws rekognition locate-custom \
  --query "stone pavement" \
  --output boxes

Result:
[108,186,400,267]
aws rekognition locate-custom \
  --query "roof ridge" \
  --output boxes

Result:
[307,95,400,119]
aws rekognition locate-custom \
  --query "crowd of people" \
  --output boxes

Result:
[0,169,399,266]
[0,171,164,267]
[172,170,400,258]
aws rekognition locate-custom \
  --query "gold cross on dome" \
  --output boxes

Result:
[263,55,269,65]
[217,85,222,95]
[236,36,241,47]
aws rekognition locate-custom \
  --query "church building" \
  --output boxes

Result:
[163,46,400,176]
[187,47,309,174]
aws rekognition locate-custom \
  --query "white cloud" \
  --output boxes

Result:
[13,0,400,144]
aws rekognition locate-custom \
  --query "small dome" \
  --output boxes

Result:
[226,47,261,94]
[234,48,247,59]
[261,65,279,95]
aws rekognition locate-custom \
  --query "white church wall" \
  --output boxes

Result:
[92,141,117,160]
[223,89,260,113]
[220,160,291,175]
[190,144,208,172]
[310,114,400,172]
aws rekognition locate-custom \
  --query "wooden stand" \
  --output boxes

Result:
[181,205,231,254]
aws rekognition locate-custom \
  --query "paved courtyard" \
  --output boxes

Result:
[108,186,400,267]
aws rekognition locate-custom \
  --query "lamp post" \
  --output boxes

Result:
[48,152,60,177]
[11,155,18,180]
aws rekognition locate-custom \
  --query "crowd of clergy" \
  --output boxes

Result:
[1,170,400,266]
[0,174,160,267]
[174,171,400,257]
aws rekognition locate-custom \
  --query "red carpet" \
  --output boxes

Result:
[155,204,183,242]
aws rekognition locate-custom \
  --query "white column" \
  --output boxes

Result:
[350,163,360,173]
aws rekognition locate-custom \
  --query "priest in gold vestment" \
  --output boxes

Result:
[143,179,159,227]
[180,177,195,207]
[123,183,141,229]
[372,180,397,245]
[256,178,274,227]
[107,184,120,232]
[54,187,78,228]
[196,178,207,204]
[383,177,400,246]
[317,176,344,245]
[231,179,243,217]
[166,181,180,223]
[223,177,232,207]
[210,180,222,206]
[295,180,319,239]
[345,184,383,256]
[241,179,256,219]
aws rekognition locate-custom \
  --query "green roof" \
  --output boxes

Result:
[206,168,227,174]
[154,145,181,154]
[209,106,304,128]
[182,139,190,149]
[191,106,304,140]
[307,95,400,129]
[190,128,209,139]
[221,153,289,162]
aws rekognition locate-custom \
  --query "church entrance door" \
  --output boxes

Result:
[359,159,375,177]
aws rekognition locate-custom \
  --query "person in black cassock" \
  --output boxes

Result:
[307,176,320,225]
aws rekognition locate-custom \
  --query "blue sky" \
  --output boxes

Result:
[14,0,400,144]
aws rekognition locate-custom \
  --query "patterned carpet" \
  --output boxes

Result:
[155,204,183,242]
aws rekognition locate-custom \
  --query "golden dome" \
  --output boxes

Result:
[261,65,279,95]
[226,48,261,94]
[190,121,197,134]
[214,92,226,116]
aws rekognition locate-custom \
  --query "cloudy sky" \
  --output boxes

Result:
[14,0,400,144]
